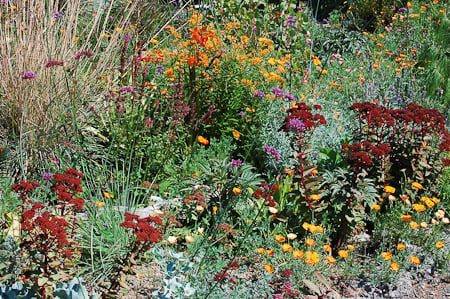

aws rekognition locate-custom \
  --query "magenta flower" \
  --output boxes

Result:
[21,71,35,79]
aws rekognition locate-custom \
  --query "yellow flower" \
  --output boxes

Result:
[347,244,355,251]
[381,252,393,261]
[409,221,420,229]
[232,131,240,139]
[257,248,266,254]
[371,204,381,211]
[281,243,293,252]
[265,264,274,273]
[384,186,396,193]
[323,245,332,252]
[420,222,428,228]
[410,256,420,265]
[305,251,320,265]
[312,56,321,66]
[95,201,105,207]
[198,136,209,145]
[305,239,316,246]
[326,256,336,264]
[412,204,426,212]
[436,241,444,248]
[103,192,114,199]
[212,206,218,214]
[412,182,423,190]
[390,261,400,272]
[232,187,242,195]
[431,197,440,204]
[397,243,406,250]
[275,235,286,243]
[302,222,311,231]
[310,194,321,201]
[292,249,304,258]
[338,250,349,258]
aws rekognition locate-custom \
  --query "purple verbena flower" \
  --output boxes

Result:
[231,159,243,167]
[53,12,62,19]
[289,118,305,132]
[42,172,53,180]
[284,93,296,101]
[118,86,136,94]
[252,90,265,98]
[263,146,280,161]
[271,87,284,98]
[21,71,35,79]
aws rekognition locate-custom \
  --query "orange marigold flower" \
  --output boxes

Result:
[305,251,320,265]
[413,204,426,212]
[371,204,381,211]
[305,239,316,246]
[401,215,412,221]
[326,256,336,264]
[412,182,423,190]
[267,249,274,255]
[281,243,293,252]
[431,197,440,204]
[347,245,355,251]
[384,186,396,193]
[397,243,406,250]
[381,252,393,261]
[293,249,304,258]
[410,256,420,265]
[338,250,349,258]
[265,264,274,273]
[390,261,400,272]
[198,136,209,145]
[257,248,266,254]
[274,235,286,243]
[409,221,420,229]
[436,241,444,248]
[323,245,332,252]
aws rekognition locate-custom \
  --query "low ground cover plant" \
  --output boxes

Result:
[0,0,449,297]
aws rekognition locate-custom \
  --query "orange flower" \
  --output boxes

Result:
[305,251,320,265]
[274,235,286,243]
[409,221,420,229]
[436,241,444,248]
[212,206,218,214]
[412,204,426,212]
[185,235,194,243]
[323,245,332,252]
[232,187,242,195]
[95,201,105,207]
[257,248,266,254]
[310,194,321,201]
[198,136,209,145]
[390,261,400,272]
[267,249,274,255]
[232,131,240,139]
[281,243,293,252]
[410,256,420,265]
[397,243,406,250]
[305,239,316,246]
[265,264,274,273]
[384,186,396,194]
[381,252,393,261]
[412,182,423,190]
[284,169,294,175]
[312,56,321,65]
[431,197,440,204]
[347,245,355,251]
[371,204,381,211]
[103,192,114,199]
[292,249,304,258]
[338,250,349,258]
[401,215,412,222]
[326,256,336,264]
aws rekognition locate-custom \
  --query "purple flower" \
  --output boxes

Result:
[21,71,35,79]
[231,159,243,167]
[53,12,62,19]
[239,111,246,117]
[271,87,284,98]
[263,146,280,161]
[289,119,305,131]
[156,64,165,76]
[43,172,53,180]
[284,15,297,29]
[252,90,265,98]
[284,93,296,101]
[118,86,136,94]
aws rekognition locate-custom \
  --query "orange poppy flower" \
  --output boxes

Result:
[305,251,320,265]
[338,250,349,258]
[274,235,286,243]
[281,244,293,252]
[390,261,400,272]
[292,250,304,258]
[265,264,274,273]
[326,256,336,264]
[410,256,420,265]
[198,136,209,145]
[305,239,316,246]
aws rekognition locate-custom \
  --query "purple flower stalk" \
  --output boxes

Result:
[252,90,265,98]
[271,87,284,98]
[118,86,136,94]
[263,146,280,161]
[231,159,243,167]
[21,71,35,79]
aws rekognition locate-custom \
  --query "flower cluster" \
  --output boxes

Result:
[283,102,326,133]
[252,183,279,207]
[51,168,85,211]
[263,145,281,161]
[119,212,163,248]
